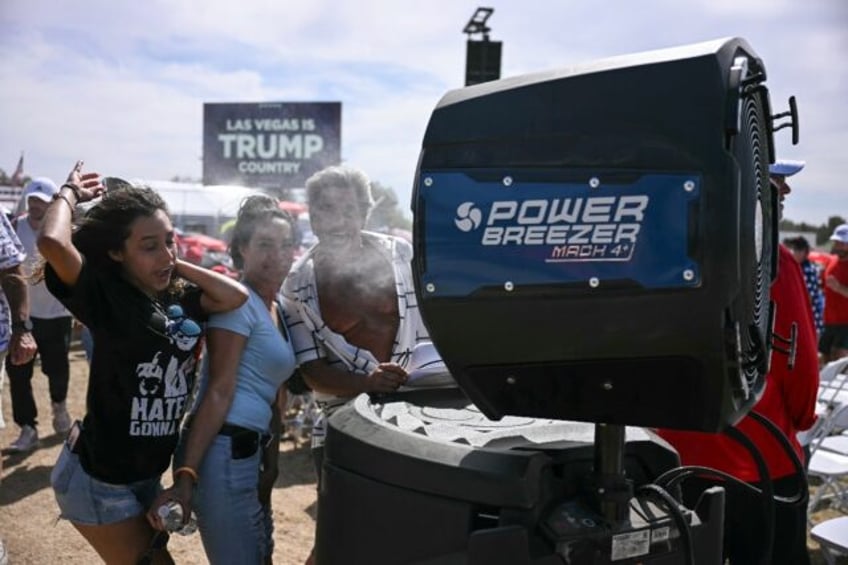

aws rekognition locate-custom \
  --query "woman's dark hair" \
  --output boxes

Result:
[72,185,186,298]
[73,185,169,273]
[229,194,297,270]
[782,235,811,253]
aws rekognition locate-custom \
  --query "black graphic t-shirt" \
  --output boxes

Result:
[46,260,206,484]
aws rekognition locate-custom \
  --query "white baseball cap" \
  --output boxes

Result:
[22,177,59,204]
[829,224,848,244]
[768,160,805,177]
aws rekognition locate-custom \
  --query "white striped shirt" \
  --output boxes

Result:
[283,231,430,407]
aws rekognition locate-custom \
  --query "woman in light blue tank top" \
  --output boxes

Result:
[149,195,298,564]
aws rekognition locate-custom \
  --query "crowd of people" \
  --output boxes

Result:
[0,154,845,564]
[0,161,431,564]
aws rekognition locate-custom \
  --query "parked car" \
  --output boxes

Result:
[176,230,238,278]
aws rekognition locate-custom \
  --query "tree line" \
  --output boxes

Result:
[780,216,846,247]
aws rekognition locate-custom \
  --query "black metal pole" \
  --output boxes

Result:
[594,423,629,523]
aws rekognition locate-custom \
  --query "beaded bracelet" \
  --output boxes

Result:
[174,466,199,484]
[52,192,75,212]
[60,183,82,200]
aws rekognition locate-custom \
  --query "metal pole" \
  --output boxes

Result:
[594,423,628,523]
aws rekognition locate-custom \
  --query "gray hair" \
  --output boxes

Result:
[305,166,374,224]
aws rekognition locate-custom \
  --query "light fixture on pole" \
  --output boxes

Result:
[463,7,501,86]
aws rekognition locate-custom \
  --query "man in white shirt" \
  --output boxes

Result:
[283,166,433,565]
[6,178,74,453]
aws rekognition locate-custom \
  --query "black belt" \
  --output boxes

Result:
[219,422,257,437]
[185,417,270,444]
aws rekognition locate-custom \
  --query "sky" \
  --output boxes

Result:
[1,0,845,225]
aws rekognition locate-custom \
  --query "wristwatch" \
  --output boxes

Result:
[12,319,33,333]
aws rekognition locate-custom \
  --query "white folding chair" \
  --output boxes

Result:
[807,451,848,516]
[807,402,848,519]
[819,383,848,409]
[820,432,848,456]
[801,373,848,454]
[820,357,848,385]
[810,516,848,565]
[811,403,848,454]
[818,358,848,408]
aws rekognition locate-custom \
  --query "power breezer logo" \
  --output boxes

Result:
[454,202,483,232]
[453,195,649,262]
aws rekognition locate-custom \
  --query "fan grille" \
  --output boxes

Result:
[738,89,773,389]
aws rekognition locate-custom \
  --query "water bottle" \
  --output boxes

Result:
[157,501,198,536]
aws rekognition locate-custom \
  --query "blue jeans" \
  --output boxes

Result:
[51,445,162,525]
[176,434,271,564]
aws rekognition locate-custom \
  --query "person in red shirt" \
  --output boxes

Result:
[819,223,848,363]
[658,159,819,564]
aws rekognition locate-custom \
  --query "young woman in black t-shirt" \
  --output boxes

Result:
[39,161,248,564]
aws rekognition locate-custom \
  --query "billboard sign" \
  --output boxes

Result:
[203,102,341,188]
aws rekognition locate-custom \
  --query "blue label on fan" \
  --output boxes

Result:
[418,170,700,297]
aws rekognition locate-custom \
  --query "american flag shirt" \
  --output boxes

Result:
[801,259,825,336]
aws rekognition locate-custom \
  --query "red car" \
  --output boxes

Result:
[176,230,238,278]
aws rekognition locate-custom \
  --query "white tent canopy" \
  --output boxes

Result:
[140,180,264,235]
[3,180,263,236]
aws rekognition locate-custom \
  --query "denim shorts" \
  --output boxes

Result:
[51,445,163,525]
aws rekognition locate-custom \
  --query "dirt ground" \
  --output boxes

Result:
[0,343,317,565]
[0,341,845,564]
